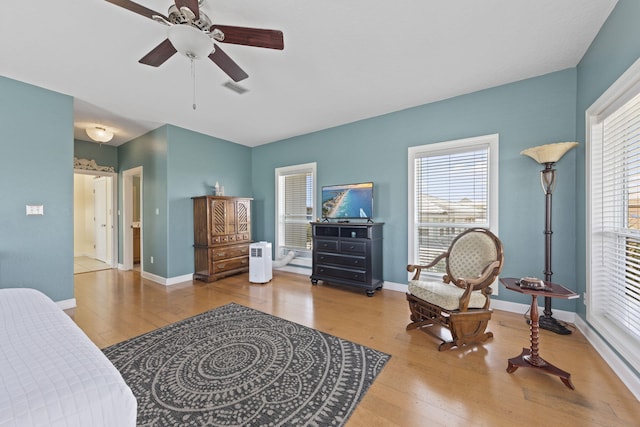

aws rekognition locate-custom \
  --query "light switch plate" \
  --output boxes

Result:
[26,205,44,215]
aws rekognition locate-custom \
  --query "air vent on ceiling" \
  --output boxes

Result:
[223,81,249,94]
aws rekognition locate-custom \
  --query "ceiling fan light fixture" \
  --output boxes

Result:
[86,126,114,143]
[168,25,214,59]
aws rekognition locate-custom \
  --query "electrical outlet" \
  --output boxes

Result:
[26,205,44,215]
[150,256,154,264]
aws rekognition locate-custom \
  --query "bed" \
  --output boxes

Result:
[0,288,137,426]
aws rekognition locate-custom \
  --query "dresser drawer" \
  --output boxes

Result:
[340,241,366,254]
[314,265,366,283]
[315,239,338,252]
[213,256,249,273]
[316,253,366,269]
[212,233,251,244]
[211,244,249,261]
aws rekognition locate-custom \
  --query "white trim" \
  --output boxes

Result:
[56,298,77,310]
[574,316,640,401]
[122,167,143,271]
[141,271,193,286]
[585,56,640,375]
[274,162,317,258]
[379,281,405,292]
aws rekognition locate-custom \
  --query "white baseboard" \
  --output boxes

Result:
[116,263,193,286]
[380,281,406,292]
[141,271,193,286]
[491,299,576,323]
[56,298,76,310]
[573,315,640,400]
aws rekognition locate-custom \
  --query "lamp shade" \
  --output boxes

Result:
[520,142,578,164]
[86,126,114,143]
[168,24,214,59]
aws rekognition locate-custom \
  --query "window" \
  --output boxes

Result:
[587,58,640,373]
[408,135,499,274]
[275,163,316,261]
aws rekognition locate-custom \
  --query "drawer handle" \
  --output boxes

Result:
[218,263,225,269]
[218,252,226,257]
[241,259,248,264]
[353,260,359,264]
[349,246,355,249]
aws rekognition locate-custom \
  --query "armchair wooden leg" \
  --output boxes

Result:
[406,293,494,351]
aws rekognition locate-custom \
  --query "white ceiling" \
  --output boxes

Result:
[0,0,618,147]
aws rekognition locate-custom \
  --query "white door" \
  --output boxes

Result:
[94,177,108,262]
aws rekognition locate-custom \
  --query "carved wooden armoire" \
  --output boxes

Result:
[192,196,252,282]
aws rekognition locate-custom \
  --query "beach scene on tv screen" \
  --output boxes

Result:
[322,183,373,218]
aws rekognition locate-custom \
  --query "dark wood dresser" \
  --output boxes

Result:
[310,222,384,296]
[192,196,252,282]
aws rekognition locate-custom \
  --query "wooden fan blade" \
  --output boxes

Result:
[139,39,177,67]
[174,0,199,20]
[209,45,249,82]
[105,0,167,21]
[210,25,284,50]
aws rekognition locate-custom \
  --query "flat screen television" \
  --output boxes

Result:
[322,182,373,220]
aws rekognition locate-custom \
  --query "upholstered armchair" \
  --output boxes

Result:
[406,227,504,351]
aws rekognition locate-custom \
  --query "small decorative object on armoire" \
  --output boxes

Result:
[192,196,252,282]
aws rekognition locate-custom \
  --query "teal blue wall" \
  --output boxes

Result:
[575,0,640,318]
[118,126,169,277]
[252,69,578,308]
[166,125,252,277]
[74,139,118,169]
[3,0,637,314]
[115,125,252,279]
[0,76,74,301]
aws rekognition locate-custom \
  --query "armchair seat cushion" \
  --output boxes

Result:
[408,279,487,311]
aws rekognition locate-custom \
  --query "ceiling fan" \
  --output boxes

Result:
[105,0,284,82]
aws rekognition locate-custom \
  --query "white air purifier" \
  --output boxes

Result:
[249,241,272,283]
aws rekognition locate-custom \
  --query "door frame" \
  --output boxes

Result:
[74,169,118,268]
[93,176,109,263]
[122,166,143,271]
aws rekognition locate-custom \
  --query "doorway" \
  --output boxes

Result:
[122,166,143,271]
[74,171,117,273]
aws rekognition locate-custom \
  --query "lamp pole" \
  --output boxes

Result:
[538,162,571,335]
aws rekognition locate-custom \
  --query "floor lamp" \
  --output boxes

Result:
[521,141,578,335]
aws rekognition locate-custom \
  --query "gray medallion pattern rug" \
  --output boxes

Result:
[103,303,390,426]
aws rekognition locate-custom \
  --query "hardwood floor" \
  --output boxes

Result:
[70,269,640,426]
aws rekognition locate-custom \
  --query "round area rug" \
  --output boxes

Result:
[103,303,390,426]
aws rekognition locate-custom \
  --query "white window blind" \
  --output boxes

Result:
[408,135,498,273]
[275,163,316,258]
[589,84,640,372]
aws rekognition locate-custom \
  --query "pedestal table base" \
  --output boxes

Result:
[507,347,574,390]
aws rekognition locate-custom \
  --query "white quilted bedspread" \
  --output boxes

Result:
[0,288,136,427]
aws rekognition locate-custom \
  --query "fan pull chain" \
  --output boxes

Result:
[191,58,197,110]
